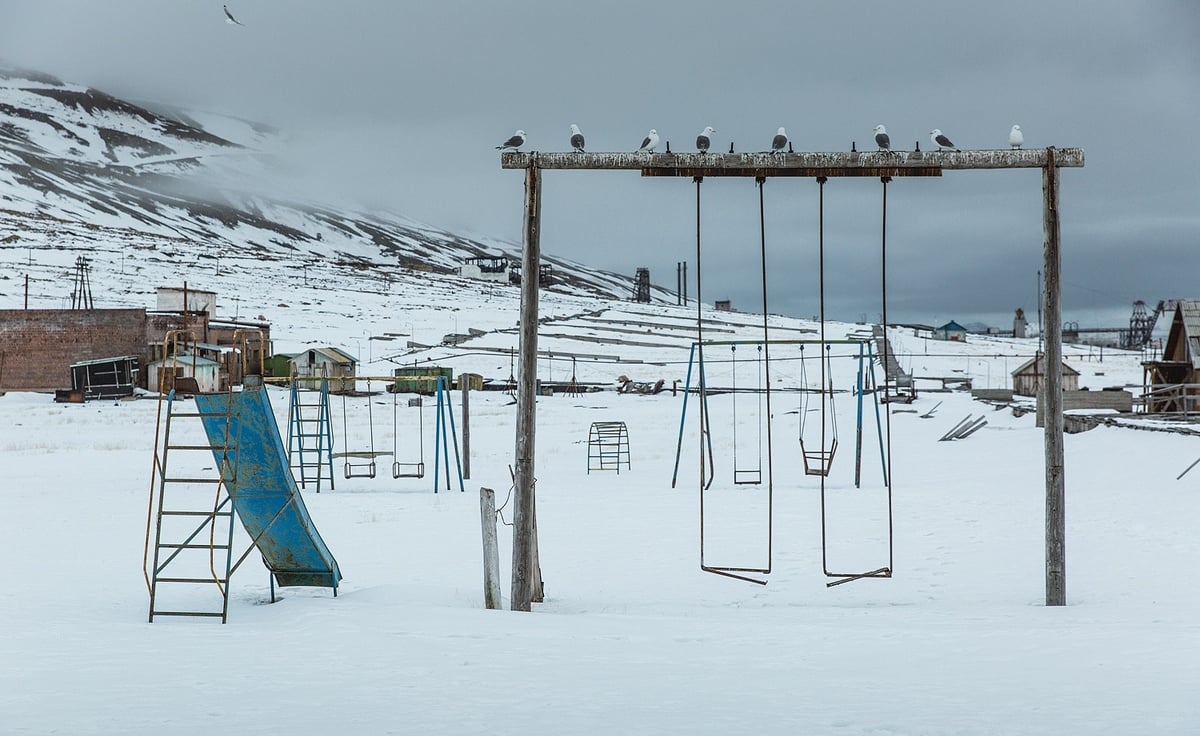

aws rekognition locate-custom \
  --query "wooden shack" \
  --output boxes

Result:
[1142,300,1200,413]
[291,347,358,393]
[1011,355,1080,397]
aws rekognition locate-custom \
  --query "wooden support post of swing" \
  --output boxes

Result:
[512,158,543,612]
[1043,149,1066,607]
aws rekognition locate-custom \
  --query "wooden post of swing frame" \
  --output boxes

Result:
[1042,148,1066,606]
[512,157,543,611]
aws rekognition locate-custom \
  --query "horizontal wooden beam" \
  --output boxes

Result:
[500,148,1084,177]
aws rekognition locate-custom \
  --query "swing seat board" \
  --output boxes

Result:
[195,385,342,590]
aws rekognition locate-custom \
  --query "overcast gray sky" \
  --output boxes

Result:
[4,1,1198,327]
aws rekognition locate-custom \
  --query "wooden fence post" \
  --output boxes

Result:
[479,487,502,610]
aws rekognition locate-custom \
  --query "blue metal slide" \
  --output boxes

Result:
[195,379,342,590]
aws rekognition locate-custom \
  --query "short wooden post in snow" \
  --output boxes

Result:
[479,487,502,610]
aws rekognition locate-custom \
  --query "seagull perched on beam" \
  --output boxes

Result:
[496,130,526,151]
[637,129,659,153]
[696,126,715,153]
[1009,124,1024,150]
[569,124,585,153]
[223,5,245,25]
[770,127,788,154]
[873,124,891,152]
[930,129,960,151]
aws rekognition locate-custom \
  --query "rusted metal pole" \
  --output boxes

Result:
[511,158,542,612]
[1042,148,1066,606]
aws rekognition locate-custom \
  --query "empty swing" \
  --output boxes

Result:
[335,377,392,479]
[695,175,775,585]
[731,343,765,485]
[800,175,839,477]
[391,388,425,479]
[818,175,894,588]
[798,343,838,476]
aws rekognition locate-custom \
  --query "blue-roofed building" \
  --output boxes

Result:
[933,320,969,342]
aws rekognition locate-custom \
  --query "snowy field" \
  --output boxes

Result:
[3,303,1198,735]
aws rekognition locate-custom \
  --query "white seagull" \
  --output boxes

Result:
[771,126,788,153]
[1009,124,1024,150]
[930,129,960,151]
[569,124,585,153]
[496,130,526,151]
[873,124,891,152]
[637,129,659,153]
[223,4,245,25]
[696,126,715,153]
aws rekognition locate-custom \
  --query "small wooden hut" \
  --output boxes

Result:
[1011,356,1080,397]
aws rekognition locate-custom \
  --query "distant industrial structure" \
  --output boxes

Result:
[1061,300,1167,350]
[633,267,651,303]
[0,284,271,395]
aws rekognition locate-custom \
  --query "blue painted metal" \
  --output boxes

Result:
[432,376,465,493]
[195,382,342,590]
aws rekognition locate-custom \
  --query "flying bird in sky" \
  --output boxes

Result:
[930,129,960,151]
[637,129,660,153]
[696,126,715,153]
[223,5,245,25]
[873,125,891,152]
[569,124,585,153]
[1009,125,1024,150]
[771,127,788,153]
[496,130,526,151]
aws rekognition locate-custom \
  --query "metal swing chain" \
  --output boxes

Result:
[757,177,774,569]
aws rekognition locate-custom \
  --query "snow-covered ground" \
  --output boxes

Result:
[3,287,1197,734]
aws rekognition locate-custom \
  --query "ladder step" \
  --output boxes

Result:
[163,477,226,484]
[154,577,229,584]
[160,510,234,517]
[159,543,232,550]
[166,444,235,451]
[151,611,226,618]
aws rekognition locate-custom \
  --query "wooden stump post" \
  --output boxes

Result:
[479,487,502,610]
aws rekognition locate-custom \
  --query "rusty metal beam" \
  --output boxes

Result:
[500,148,1084,176]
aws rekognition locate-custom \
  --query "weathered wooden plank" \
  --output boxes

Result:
[500,148,1084,174]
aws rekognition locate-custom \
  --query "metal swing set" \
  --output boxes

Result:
[675,172,895,587]
[501,145,1083,609]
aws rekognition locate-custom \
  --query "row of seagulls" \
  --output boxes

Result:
[498,124,1027,153]
[874,124,1026,152]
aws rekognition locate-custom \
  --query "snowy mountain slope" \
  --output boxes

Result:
[0,66,659,304]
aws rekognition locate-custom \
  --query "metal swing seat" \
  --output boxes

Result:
[798,344,838,477]
[334,379,391,479]
[391,390,425,479]
[731,343,765,485]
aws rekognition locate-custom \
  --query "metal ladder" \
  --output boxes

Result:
[287,374,335,492]
[144,388,240,622]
